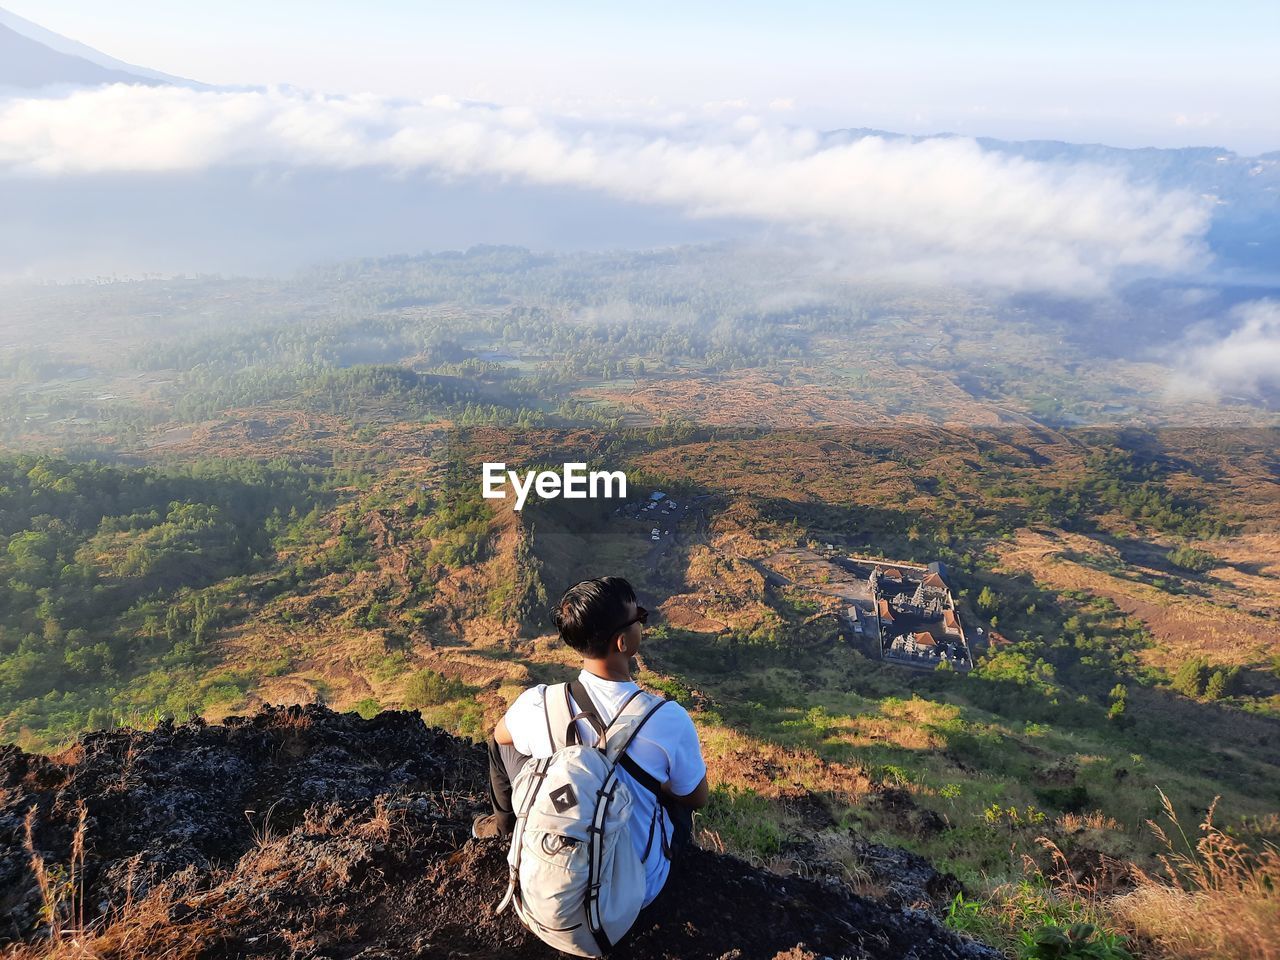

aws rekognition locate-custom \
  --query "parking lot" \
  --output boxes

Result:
[614,493,690,565]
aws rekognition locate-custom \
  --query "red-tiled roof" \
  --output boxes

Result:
[878,599,895,622]
[923,572,947,590]
[913,631,937,647]
[881,567,903,579]
[943,609,961,632]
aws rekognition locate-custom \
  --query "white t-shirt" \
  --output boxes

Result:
[503,669,707,906]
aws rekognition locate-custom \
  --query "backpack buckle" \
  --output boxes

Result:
[540,833,579,855]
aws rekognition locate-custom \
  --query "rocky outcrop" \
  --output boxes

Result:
[1,705,997,959]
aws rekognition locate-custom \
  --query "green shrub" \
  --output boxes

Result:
[1167,545,1218,573]
[1204,666,1239,701]
[1019,923,1132,960]
[418,696,486,741]
[642,673,693,706]
[1171,657,1208,698]
[403,668,469,708]
[977,586,1000,614]
[944,893,986,935]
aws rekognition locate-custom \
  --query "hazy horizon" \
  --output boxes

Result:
[4,0,1279,155]
[1,0,1278,393]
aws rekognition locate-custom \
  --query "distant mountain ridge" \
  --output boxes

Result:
[0,8,1273,282]
[0,23,159,88]
[0,4,196,89]
[825,125,1279,188]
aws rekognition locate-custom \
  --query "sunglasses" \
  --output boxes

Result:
[607,604,648,638]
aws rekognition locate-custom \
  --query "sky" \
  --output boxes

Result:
[6,0,1279,153]
[0,0,1273,303]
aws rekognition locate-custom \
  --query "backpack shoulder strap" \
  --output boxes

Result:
[544,682,572,751]
[604,692,670,765]
[546,681,606,751]
[569,679,670,800]
[568,679,637,738]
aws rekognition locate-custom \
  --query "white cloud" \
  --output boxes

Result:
[1173,112,1221,128]
[1176,300,1280,398]
[0,85,1213,291]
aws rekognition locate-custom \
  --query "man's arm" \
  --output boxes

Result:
[661,774,709,810]
[494,716,515,745]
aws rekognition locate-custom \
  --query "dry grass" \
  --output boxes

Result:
[961,790,1278,959]
[245,798,284,848]
[7,803,218,960]
[1111,790,1280,960]
[1057,810,1122,834]
[21,802,89,949]
[4,888,221,960]
[698,721,873,800]
[997,529,1276,671]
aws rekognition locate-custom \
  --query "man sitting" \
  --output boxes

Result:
[473,576,709,908]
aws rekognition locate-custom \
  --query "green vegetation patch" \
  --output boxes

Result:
[701,785,786,860]
[0,455,329,747]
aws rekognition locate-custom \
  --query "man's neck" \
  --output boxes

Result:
[582,656,634,683]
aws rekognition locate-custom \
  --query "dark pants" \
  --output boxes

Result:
[486,733,694,849]
[486,734,529,835]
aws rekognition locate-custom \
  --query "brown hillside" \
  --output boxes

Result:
[1,705,997,960]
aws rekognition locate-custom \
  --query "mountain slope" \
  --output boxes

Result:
[0,704,998,959]
[0,22,161,88]
[0,5,198,88]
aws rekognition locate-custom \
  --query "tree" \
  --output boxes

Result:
[1204,667,1238,701]
[1171,658,1208,698]
[1204,671,1227,701]
[977,586,999,615]
[7,531,57,584]
[1107,683,1127,721]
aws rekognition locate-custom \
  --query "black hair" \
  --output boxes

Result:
[552,577,637,658]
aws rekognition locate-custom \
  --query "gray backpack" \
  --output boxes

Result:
[497,681,671,957]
